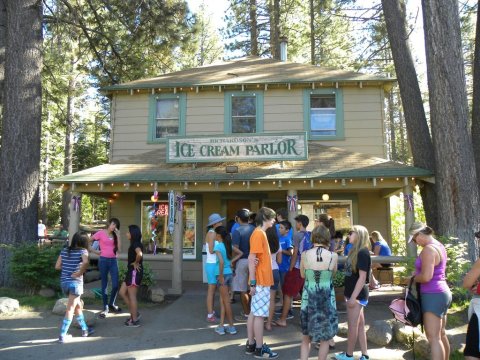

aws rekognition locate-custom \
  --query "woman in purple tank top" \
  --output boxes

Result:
[409,222,452,360]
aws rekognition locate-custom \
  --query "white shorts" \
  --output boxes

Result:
[251,285,271,317]
[232,258,249,292]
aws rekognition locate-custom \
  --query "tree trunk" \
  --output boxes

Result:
[381,0,438,230]
[387,91,397,160]
[0,0,6,132]
[0,0,43,286]
[422,0,480,259]
[42,106,51,224]
[472,1,480,198]
[272,0,280,60]
[61,79,75,230]
[249,0,258,56]
[309,0,315,64]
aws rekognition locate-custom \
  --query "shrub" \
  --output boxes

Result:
[118,261,155,288]
[10,243,63,293]
[333,271,345,288]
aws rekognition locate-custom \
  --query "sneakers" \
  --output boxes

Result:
[254,343,278,359]
[58,334,72,344]
[359,356,370,360]
[215,326,226,335]
[81,327,95,337]
[99,306,109,319]
[225,325,237,335]
[273,308,282,315]
[125,319,140,327]
[234,313,249,322]
[286,310,294,320]
[108,305,122,313]
[207,314,217,322]
[335,352,354,360]
[245,340,256,355]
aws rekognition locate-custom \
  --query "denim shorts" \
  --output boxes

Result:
[61,281,83,296]
[216,273,233,287]
[271,269,280,291]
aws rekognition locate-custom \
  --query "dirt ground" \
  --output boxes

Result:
[0,283,467,360]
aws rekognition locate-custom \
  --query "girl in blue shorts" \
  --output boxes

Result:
[213,226,243,335]
[55,231,94,343]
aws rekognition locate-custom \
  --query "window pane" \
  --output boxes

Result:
[232,96,256,117]
[156,98,179,138]
[310,94,336,136]
[156,99,179,119]
[311,95,335,108]
[232,117,256,133]
[141,201,196,258]
[231,96,256,133]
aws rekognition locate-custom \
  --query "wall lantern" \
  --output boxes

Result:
[151,195,158,202]
[322,193,330,201]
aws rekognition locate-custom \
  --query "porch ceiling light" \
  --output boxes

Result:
[322,194,329,201]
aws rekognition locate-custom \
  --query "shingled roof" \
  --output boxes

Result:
[101,57,395,92]
[51,143,432,184]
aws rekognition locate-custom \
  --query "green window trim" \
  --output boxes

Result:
[148,93,186,143]
[303,88,344,140]
[224,91,264,134]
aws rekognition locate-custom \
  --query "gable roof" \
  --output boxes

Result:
[101,57,396,92]
[50,142,432,184]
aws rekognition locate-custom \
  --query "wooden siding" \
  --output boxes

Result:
[111,86,386,162]
[110,193,136,251]
[357,192,390,241]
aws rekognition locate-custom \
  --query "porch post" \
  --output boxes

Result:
[68,192,81,245]
[403,181,416,257]
[287,189,298,229]
[170,191,183,295]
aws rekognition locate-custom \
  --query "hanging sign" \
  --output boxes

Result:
[168,190,175,234]
[166,132,308,163]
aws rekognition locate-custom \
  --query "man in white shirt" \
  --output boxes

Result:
[38,220,46,243]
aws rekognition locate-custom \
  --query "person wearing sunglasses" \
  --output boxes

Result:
[409,222,451,360]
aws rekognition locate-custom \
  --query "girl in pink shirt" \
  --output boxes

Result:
[90,218,121,318]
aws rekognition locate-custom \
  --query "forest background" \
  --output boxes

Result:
[0,0,478,286]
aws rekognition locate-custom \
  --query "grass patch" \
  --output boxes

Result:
[0,287,58,311]
[447,302,468,328]
[449,350,464,359]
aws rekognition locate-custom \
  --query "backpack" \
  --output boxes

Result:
[389,277,423,328]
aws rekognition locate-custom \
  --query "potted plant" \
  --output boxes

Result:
[333,270,345,304]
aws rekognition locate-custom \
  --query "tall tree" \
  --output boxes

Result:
[0,0,5,135]
[381,0,438,231]
[0,0,43,285]
[472,1,480,197]
[422,0,479,258]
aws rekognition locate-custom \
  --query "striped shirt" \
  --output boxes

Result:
[60,248,88,284]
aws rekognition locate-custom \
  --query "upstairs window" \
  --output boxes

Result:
[303,89,344,140]
[310,94,336,136]
[224,91,264,134]
[232,96,256,133]
[148,93,186,143]
[156,98,179,138]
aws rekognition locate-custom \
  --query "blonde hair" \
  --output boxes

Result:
[348,225,370,272]
[311,224,330,247]
[370,231,384,243]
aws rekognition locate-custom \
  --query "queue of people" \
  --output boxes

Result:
[52,208,480,359]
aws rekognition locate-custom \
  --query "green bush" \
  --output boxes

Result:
[333,270,345,288]
[10,243,63,293]
[118,261,155,288]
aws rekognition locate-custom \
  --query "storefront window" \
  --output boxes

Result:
[141,200,196,258]
[298,200,352,232]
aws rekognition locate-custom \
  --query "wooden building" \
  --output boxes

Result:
[51,56,432,294]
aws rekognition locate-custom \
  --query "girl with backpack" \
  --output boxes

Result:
[335,225,371,360]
